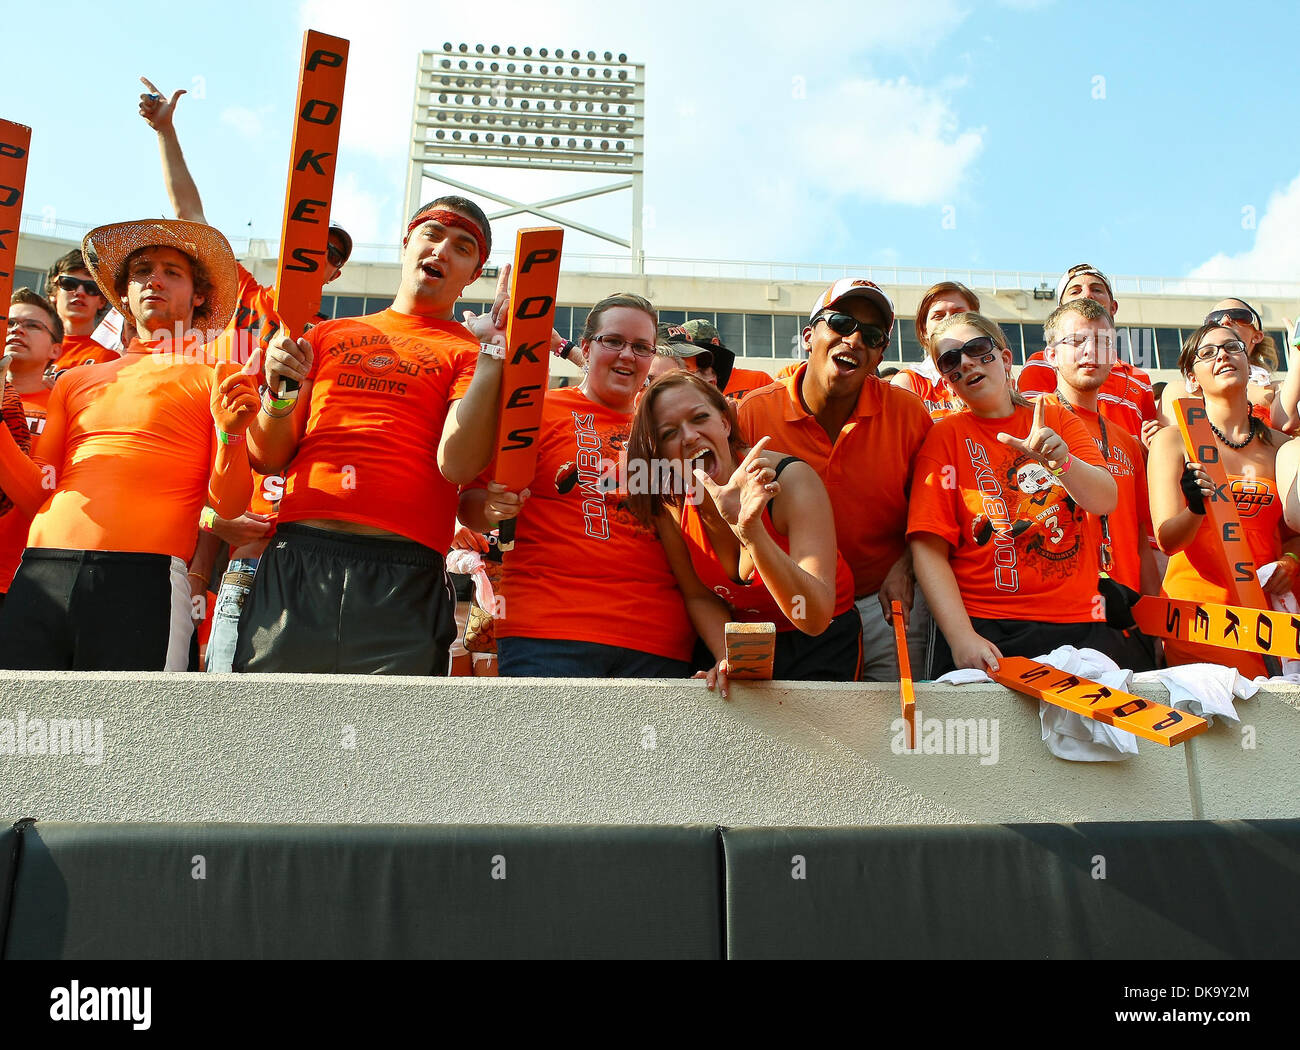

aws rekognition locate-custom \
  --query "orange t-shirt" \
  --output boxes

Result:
[893,362,963,421]
[0,387,49,591]
[677,493,854,630]
[1161,473,1285,678]
[724,366,774,401]
[470,386,695,662]
[1043,395,1151,595]
[277,309,478,553]
[1019,354,1156,438]
[51,333,120,373]
[738,365,933,597]
[907,402,1107,622]
[0,339,251,562]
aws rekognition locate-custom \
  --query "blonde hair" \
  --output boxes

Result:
[929,311,1031,408]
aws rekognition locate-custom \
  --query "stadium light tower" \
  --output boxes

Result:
[404,43,646,271]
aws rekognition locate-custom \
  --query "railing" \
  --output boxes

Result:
[20,212,1300,300]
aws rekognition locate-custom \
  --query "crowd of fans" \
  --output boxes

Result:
[2,81,1298,684]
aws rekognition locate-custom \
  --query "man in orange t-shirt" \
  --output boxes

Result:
[1017,263,1157,441]
[0,289,60,602]
[0,219,257,670]
[738,279,933,680]
[233,197,512,675]
[44,249,121,375]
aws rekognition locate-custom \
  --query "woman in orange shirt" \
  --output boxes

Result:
[626,371,861,696]
[907,312,1135,675]
[890,281,978,421]
[458,293,696,677]
[1149,323,1298,678]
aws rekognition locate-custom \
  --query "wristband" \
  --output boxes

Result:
[552,338,575,359]
[1284,552,1300,566]
[200,507,217,532]
[1048,454,1072,477]
[187,571,207,582]
[479,342,505,361]
[260,390,297,417]
[216,429,245,446]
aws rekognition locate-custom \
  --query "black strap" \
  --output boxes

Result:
[1054,390,1114,572]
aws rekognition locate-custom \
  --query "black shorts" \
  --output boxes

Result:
[0,548,194,670]
[929,616,1157,678]
[232,523,456,675]
[773,606,864,681]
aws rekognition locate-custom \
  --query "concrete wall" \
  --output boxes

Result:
[3,673,1296,825]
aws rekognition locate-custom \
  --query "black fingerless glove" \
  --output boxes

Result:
[1180,462,1207,515]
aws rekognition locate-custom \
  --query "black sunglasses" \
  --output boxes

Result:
[326,243,346,267]
[814,311,888,349]
[936,336,1000,380]
[54,274,102,296]
[1206,307,1260,329]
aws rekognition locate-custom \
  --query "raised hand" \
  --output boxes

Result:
[462,262,513,347]
[692,435,780,544]
[212,347,262,438]
[139,77,187,132]
[263,331,312,392]
[997,396,1069,472]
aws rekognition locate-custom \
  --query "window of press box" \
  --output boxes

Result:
[714,313,744,355]
[657,309,686,330]
[897,322,923,364]
[1153,328,1183,367]
[773,315,803,359]
[744,314,775,358]
[1014,324,1041,366]
[14,268,44,293]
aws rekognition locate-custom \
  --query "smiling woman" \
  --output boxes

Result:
[457,293,697,678]
[906,311,1149,676]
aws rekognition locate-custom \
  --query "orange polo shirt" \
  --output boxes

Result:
[277,309,478,553]
[0,338,252,562]
[51,333,120,372]
[0,387,48,592]
[738,365,933,597]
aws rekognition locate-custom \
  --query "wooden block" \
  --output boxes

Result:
[0,119,33,347]
[990,656,1209,747]
[891,601,916,750]
[1133,595,1300,661]
[1172,398,1267,609]
[725,622,776,680]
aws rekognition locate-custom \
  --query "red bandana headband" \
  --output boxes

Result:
[404,207,488,272]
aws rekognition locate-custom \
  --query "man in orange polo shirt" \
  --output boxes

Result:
[44,249,120,374]
[0,219,257,669]
[738,279,933,680]
[1018,263,1157,442]
[233,197,510,675]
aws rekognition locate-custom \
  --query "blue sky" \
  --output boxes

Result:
[5,0,1299,281]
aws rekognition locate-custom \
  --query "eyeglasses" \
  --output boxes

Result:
[1193,339,1248,361]
[591,333,656,358]
[814,311,888,349]
[936,336,1000,380]
[326,243,346,268]
[5,317,55,338]
[1050,333,1117,359]
[1206,308,1260,329]
[54,274,102,296]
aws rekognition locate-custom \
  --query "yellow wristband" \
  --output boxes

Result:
[200,507,217,532]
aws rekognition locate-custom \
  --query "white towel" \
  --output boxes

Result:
[444,549,497,613]
[1256,561,1300,677]
[1132,664,1256,724]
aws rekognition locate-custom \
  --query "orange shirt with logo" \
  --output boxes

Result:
[738,365,932,597]
[907,402,1107,623]
[0,387,49,591]
[724,366,774,401]
[468,386,696,662]
[893,361,964,421]
[1160,472,1286,678]
[1042,395,1151,594]
[51,333,120,373]
[277,310,477,553]
[0,339,252,562]
[1019,354,1156,438]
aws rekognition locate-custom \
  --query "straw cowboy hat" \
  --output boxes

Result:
[82,219,238,342]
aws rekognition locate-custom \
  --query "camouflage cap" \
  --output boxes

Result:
[658,322,715,369]
[681,318,725,347]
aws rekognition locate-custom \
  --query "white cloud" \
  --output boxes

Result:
[795,76,984,206]
[1189,172,1300,283]
[219,105,274,140]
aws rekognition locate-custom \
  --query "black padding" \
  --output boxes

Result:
[723,821,1300,959]
[6,823,722,960]
[0,818,32,958]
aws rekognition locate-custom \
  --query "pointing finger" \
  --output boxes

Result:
[140,76,162,95]
[1031,394,1045,433]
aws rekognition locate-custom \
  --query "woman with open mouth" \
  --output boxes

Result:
[626,371,861,697]
[907,312,1135,676]
[1153,324,1298,679]
[457,293,696,678]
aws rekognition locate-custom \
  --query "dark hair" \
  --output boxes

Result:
[877,366,900,380]
[410,195,493,261]
[116,247,216,331]
[626,370,744,528]
[45,249,103,299]
[1178,322,1273,445]
[10,287,64,343]
[580,293,656,344]
[915,281,979,350]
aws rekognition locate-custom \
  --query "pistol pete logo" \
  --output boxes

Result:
[362,350,397,377]
[1231,478,1273,519]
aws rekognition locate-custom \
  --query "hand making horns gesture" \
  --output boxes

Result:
[996,396,1069,473]
[692,435,780,543]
